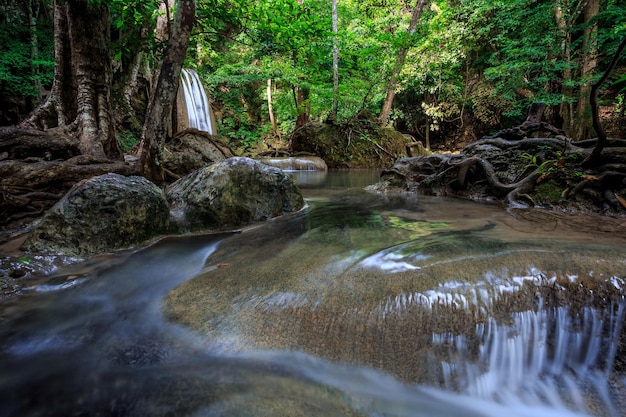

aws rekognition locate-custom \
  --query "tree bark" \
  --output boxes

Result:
[294,84,310,130]
[25,0,44,104]
[139,0,196,183]
[587,36,626,162]
[378,0,428,125]
[554,1,574,135]
[330,0,339,122]
[575,0,599,139]
[20,0,120,160]
[267,79,278,135]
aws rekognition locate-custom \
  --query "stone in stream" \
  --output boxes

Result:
[22,173,169,257]
[166,156,305,233]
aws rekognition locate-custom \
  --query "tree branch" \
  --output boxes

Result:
[587,36,626,162]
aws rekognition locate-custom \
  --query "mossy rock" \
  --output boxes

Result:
[166,157,305,232]
[532,179,564,205]
[23,174,169,256]
[291,120,411,169]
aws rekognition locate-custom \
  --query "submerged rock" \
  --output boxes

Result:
[22,173,169,256]
[166,157,305,232]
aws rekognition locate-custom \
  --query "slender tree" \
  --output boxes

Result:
[139,0,195,182]
[587,36,626,163]
[330,0,339,122]
[267,78,278,135]
[378,0,428,124]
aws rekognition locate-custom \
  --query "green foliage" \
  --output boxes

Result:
[220,116,264,150]
[533,180,563,203]
[458,0,625,123]
[19,0,619,145]
[521,149,580,176]
[109,0,160,64]
[0,19,54,98]
[616,94,625,114]
[116,129,139,152]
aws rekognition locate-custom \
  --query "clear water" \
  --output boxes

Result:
[0,171,624,417]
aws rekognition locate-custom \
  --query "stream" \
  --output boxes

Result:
[0,170,624,417]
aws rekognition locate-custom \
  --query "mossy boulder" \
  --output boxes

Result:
[166,157,305,232]
[291,120,411,169]
[22,173,169,256]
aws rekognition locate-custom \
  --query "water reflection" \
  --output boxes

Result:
[0,171,624,417]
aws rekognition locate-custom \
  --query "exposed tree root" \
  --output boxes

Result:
[464,137,581,154]
[381,106,626,214]
[485,121,566,141]
[0,149,135,229]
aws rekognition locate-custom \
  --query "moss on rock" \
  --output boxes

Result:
[291,119,411,169]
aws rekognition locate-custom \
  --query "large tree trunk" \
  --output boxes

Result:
[574,0,599,139]
[554,1,574,136]
[378,0,428,125]
[139,0,196,183]
[20,0,120,160]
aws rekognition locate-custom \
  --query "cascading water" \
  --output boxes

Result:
[177,68,216,135]
[2,172,625,417]
[432,290,625,415]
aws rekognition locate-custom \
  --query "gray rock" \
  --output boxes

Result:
[162,129,234,176]
[166,157,305,232]
[23,173,169,256]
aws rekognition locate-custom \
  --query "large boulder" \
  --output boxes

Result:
[22,173,169,256]
[166,157,305,232]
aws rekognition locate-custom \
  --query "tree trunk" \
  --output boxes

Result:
[25,0,44,105]
[139,0,195,183]
[554,1,574,135]
[267,79,278,135]
[120,22,152,119]
[156,0,176,42]
[294,85,310,130]
[575,0,599,139]
[587,36,626,163]
[378,0,428,125]
[330,0,339,122]
[20,0,120,160]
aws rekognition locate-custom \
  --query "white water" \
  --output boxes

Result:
[359,246,626,415]
[432,299,625,415]
[179,68,216,135]
[2,173,625,416]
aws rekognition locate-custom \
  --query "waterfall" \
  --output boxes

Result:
[178,68,216,135]
[435,297,626,415]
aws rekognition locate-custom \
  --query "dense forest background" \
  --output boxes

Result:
[1,0,625,155]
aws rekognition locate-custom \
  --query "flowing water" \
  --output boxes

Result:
[1,171,625,417]
[179,68,216,135]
